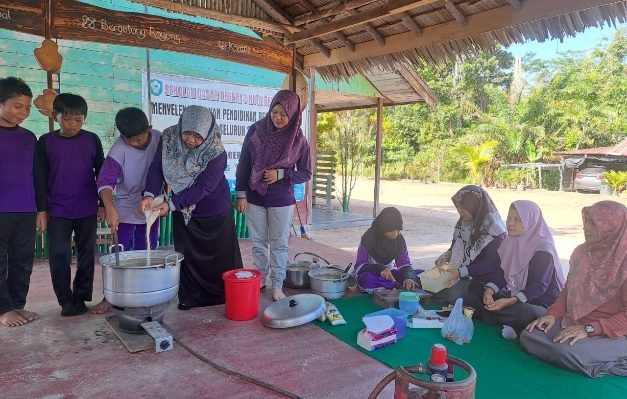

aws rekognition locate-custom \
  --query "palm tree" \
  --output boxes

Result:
[454,140,498,185]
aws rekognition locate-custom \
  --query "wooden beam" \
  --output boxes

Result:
[400,12,422,36]
[373,97,383,218]
[250,0,293,24]
[304,0,620,68]
[365,24,385,45]
[394,63,438,110]
[294,0,378,26]
[130,0,299,34]
[285,0,431,44]
[334,31,356,51]
[504,0,523,10]
[307,66,317,223]
[443,0,467,25]
[311,40,331,57]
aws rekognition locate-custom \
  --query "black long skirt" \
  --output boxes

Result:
[172,209,243,307]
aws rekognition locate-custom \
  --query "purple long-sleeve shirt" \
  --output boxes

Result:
[486,251,561,308]
[235,126,312,208]
[452,234,506,286]
[354,243,423,281]
[144,138,230,218]
[35,130,104,218]
[0,125,37,213]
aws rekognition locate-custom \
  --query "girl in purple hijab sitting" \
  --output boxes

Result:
[235,90,312,301]
[464,200,565,338]
[355,207,423,292]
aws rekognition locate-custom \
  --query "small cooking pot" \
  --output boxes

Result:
[284,252,330,289]
[308,266,350,300]
[284,260,320,289]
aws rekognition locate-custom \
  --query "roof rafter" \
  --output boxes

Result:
[250,0,293,24]
[130,0,299,34]
[400,12,422,36]
[299,0,357,52]
[294,0,378,26]
[304,0,620,68]
[443,0,467,25]
[285,0,436,44]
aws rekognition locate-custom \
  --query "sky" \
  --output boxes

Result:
[506,22,625,60]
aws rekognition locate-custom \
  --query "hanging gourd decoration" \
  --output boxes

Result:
[282,70,309,111]
[34,89,58,117]
[34,38,63,73]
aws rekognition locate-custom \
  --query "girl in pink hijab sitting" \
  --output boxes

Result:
[520,200,626,378]
[464,200,565,338]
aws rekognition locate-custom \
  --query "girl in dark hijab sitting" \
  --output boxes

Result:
[355,207,422,292]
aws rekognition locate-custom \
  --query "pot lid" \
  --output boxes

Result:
[262,294,326,329]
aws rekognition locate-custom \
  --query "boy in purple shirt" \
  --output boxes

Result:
[92,107,160,314]
[35,93,105,316]
[0,77,43,327]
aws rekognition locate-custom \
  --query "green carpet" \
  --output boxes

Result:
[313,295,626,399]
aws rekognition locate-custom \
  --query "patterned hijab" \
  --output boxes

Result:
[498,200,565,296]
[564,200,627,323]
[449,185,506,268]
[161,105,224,195]
[360,207,406,265]
[248,90,305,195]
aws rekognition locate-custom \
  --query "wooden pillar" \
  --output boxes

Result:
[373,97,383,218]
[290,44,297,91]
[307,67,317,225]
[44,0,54,131]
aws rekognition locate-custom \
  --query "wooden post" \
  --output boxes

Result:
[307,67,317,224]
[373,97,383,218]
[45,0,54,131]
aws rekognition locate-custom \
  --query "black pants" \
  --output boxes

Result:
[48,215,97,306]
[464,280,547,334]
[0,212,36,314]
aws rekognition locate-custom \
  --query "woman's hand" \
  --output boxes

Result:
[483,287,495,306]
[403,279,416,290]
[139,197,154,214]
[484,297,516,312]
[380,269,396,282]
[105,206,120,233]
[526,314,556,333]
[263,169,279,184]
[444,268,460,288]
[235,198,248,213]
[435,251,451,267]
[155,202,169,217]
[553,325,588,346]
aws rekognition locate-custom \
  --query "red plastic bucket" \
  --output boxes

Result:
[222,269,262,321]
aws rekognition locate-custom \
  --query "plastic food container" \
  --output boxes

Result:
[418,266,450,293]
[398,291,420,315]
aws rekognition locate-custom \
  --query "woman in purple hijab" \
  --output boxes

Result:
[235,90,312,301]
[464,200,565,338]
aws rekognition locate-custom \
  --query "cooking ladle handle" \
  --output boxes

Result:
[112,232,121,267]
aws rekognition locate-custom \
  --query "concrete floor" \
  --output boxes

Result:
[0,237,395,399]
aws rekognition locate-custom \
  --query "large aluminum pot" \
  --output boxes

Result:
[99,250,184,308]
[308,266,350,300]
[284,260,320,289]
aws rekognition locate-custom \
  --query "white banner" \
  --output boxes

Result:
[142,72,281,192]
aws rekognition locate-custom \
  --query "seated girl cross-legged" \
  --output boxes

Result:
[355,207,422,292]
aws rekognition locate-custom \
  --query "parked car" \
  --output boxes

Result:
[574,166,606,193]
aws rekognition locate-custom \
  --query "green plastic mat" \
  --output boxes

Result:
[314,295,626,399]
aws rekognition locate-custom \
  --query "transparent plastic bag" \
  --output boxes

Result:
[440,298,474,345]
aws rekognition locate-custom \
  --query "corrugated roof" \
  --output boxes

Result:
[555,137,627,157]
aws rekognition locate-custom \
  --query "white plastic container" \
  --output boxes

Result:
[418,266,450,293]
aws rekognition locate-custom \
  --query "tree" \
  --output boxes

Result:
[325,109,373,211]
[454,140,498,185]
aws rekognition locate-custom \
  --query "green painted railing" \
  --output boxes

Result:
[34,194,248,259]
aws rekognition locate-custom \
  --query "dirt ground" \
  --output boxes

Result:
[309,178,627,275]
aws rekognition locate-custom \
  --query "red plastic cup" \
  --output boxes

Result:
[429,343,448,368]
